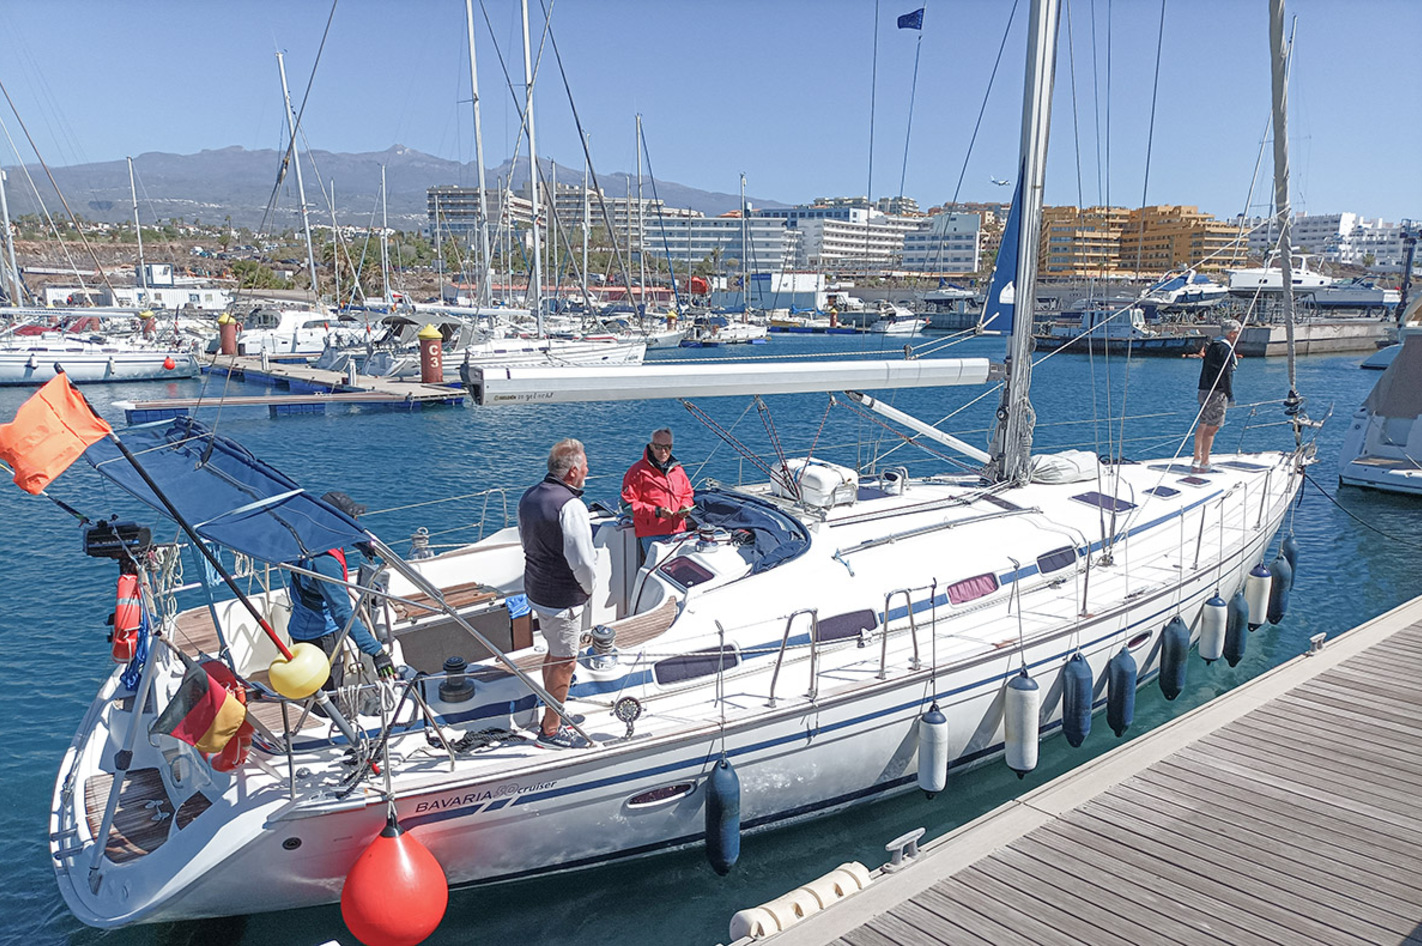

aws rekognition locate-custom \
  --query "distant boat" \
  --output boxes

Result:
[0,332,198,384]
[1141,270,1229,311]
[1032,304,1208,356]
[1229,252,1400,311]
[866,302,926,335]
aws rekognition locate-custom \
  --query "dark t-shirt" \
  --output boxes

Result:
[1198,337,1236,399]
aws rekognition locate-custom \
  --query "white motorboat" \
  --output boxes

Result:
[0,332,199,385]
[1230,252,1400,311]
[866,302,926,335]
[47,0,1315,932]
[219,305,362,357]
[1141,270,1230,311]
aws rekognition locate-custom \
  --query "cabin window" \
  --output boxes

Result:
[815,609,878,643]
[653,646,740,686]
[1071,491,1137,513]
[1144,486,1181,498]
[947,573,999,605]
[658,557,715,590]
[1036,546,1077,574]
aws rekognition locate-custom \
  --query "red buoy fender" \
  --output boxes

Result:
[112,573,142,663]
[342,816,448,946]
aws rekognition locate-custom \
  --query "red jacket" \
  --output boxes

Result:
[621,448,695,538]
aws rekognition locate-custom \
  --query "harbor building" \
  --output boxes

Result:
[1118,205,1249,275]
[650,215,801,272]
[755,199,917,270]
[1234,211,1411,271]
[427,181,701,259]
[1333,219,1414,271]
[1039,205,1130,278]
[898,211,982,273]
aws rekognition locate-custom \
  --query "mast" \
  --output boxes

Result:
[581,134,590,307]
[0,167,20,304]
[276,52,321,303]
[127,157,146,297]
[988,0,1061,486]
[380,165,391,305]
[549,158,557,306]
[740,173,749,314]
[1268,0,1298,395]
[329,180,341,309]
[464,0,494,308]
[636,114,646,313]
[520,0,543,333]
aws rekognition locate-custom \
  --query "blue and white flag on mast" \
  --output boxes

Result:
[897,8,925,30]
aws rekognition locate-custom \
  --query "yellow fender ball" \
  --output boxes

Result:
[268,642,330,699]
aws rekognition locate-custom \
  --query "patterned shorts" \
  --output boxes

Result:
[1198,390,1228,427]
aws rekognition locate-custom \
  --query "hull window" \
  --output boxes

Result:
[1035,546,1077,574]
[654,646,740,686]
[947,573,999,605]
[814,609,878,643]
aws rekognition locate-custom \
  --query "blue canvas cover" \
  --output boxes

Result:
[694,488,809,573]
[84,416,367,564]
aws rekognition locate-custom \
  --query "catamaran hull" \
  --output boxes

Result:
[53,484,1289,927]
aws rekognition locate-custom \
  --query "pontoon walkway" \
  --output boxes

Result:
[738,595,1422,946]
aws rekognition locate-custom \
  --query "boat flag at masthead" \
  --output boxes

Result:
[897,8,925,29]
[0,373,113,494]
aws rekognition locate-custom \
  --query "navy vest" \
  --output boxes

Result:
[519,475,590,609]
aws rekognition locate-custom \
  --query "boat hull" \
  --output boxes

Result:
[0,349,199,385]
[53,454,1301,926]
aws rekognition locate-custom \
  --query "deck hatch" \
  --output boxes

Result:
[1070,491,1137,512]
[1144,486,1181,498]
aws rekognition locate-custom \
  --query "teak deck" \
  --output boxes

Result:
[763,597,1422,946]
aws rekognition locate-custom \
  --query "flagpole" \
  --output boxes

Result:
[897,6,927,200]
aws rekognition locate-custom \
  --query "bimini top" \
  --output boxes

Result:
[84,416,367,564]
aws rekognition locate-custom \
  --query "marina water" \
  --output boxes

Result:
[0,331,1413,946]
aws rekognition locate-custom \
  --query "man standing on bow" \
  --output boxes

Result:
[1192,318,1243,474]
[621,427,695,563]
[518,438,597,749]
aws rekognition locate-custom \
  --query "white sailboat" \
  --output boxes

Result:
[48,0,1313,931]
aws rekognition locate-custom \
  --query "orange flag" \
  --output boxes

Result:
[0,374,113,494]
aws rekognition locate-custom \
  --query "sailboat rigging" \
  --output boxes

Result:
[40,0,1317,932]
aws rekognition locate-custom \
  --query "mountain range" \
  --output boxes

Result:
[0,145,786,232]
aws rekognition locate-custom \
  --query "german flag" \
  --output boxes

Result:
[150,654,248,754]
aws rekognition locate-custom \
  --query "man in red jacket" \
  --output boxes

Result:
[621,427,695,562]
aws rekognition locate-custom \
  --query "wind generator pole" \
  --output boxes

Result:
[465,0,494,308]
[991,0,1060,486]
[127,157,146,297]
[1268,0,1298,396]
[520,0,543,334]
[276,52,321,303]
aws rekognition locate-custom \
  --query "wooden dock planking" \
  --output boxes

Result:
[762,599,1422,946]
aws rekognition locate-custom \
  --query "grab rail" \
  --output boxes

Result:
[766,608,818,708]
[879,588,923,680]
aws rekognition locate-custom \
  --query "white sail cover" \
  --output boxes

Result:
[471,358,991,406]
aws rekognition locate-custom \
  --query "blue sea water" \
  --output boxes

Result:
[0,331,1414,946]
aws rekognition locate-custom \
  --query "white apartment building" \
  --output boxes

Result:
[899,211,982,273]
[651,216,800,271]
[1238,211,1413,271]
[1332,220,1415,271]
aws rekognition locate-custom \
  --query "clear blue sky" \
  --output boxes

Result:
[0,0,1416,221]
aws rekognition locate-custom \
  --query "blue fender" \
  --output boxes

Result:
[1061,653,1093,748]
[704,757,741,876]
[1106,648,1137,737]
[1159,617,1189,701]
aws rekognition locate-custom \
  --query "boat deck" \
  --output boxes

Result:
[752,595,1422,946]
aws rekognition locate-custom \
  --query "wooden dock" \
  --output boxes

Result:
[747,596,1422,946]
[117,354,465,421]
